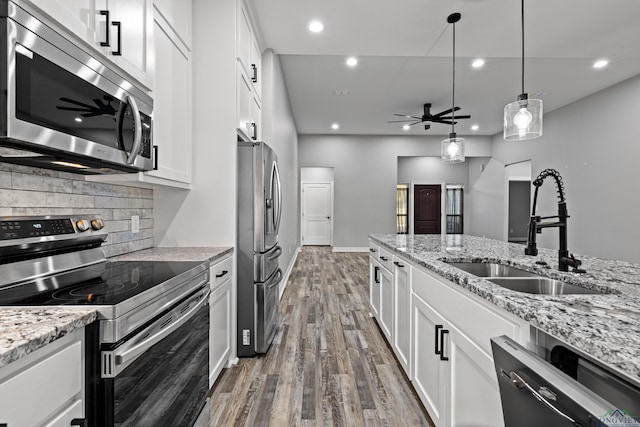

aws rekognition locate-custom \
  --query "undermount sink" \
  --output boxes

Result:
[487,277,602,295]
[447,262,537,278]
[446,262,603,295]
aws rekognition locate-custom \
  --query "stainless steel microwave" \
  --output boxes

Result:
[0,1,153,174]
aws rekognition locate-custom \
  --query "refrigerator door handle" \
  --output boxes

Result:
[272,162,282,234]
[267,246,283,260]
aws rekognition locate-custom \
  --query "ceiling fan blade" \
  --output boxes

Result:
[56,106,93,112]
[438,115,471,120]
[433,106,460,118]
[59,97,96,109]
[393,114,422,120]
[388,119,422,123]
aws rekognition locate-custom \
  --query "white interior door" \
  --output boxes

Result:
[302,182,332,246]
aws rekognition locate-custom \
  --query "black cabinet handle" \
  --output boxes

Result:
[369,248,376,253]
[380,256,388,261]
[439,328,449,361]
[374,266,380,284]
[251,122,257,140]
[153,145,158,170]
[215,270,229,278]
[435,324,443,355]
[112,21,122,56]
[251,64,258,83]
[99,10,110,47]
[393,261,404,268]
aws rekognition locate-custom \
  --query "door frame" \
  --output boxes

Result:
[409,182,446,235]
[503,160,532,241]
[300,180,334,246]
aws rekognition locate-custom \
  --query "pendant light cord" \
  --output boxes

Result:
[521,0,525,95]
[451,20,456,134]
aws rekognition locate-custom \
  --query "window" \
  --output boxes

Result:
[396,184,409,234]
[446,186,463,234]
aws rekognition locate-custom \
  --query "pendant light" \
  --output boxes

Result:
[503,0,542,140]
[441,13,465,164]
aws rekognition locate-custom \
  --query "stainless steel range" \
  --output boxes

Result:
[0,216,210,426]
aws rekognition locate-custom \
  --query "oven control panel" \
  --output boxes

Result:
[0,217,104,241]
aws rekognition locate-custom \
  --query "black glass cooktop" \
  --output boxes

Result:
[0,260,203,306]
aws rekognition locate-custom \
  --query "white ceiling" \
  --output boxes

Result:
[249,0,640,136]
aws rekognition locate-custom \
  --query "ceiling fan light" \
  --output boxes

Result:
[504,95,542,140]
[441,133,465,164]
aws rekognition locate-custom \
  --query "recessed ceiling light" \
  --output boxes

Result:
[346,57,358,67]
[593,59,609,69]
[402,125,410,131]
[471,59,485,68]
[74,117,83,123]
[308,21,324,33]
[471,124,479,131]
[331,123,339,130]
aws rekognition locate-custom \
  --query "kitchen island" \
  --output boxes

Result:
[370,233,640,384]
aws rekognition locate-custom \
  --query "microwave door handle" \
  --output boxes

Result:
[126,95,142,165]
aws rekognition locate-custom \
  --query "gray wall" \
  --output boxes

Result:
[471,73,640,263]
[298,135,492,248]
[261,49,299,270]
[0,163,153,257]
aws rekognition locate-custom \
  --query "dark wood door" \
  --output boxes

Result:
[414,185,441,234]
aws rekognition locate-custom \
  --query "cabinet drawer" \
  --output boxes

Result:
[412,267,526,356]
[368,242,379,259]
[378,247,394,272]
[210,256,233,290]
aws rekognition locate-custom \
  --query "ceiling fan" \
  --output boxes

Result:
[388,103,470,130]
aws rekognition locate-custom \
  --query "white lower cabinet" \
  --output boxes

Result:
[378,263,394,342]
[368,240,530,427]
[209,278,232,387]
[0,329,85,426]
[412,292,448,426]
[447,322,505,427]
[209,254,233,388]
[369,257,381,318]
[393,257,411,376]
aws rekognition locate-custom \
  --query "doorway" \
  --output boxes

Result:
[504,160,532,242]
[414,184,441,234]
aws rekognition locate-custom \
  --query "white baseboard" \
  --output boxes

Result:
[332,246,369,253]
[279,246,301,300]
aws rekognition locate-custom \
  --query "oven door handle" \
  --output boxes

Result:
[102,286,210,378]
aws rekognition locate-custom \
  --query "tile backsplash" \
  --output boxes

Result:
[0,163,153,257]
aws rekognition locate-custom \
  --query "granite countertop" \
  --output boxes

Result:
[111,246,233,263]
[370,233,640,385]
[0,309,97,369]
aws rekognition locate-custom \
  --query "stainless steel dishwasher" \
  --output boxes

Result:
[491,334,640,427]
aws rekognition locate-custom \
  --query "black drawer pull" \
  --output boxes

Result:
[369,248,377,253]
[435,324,443,355]
[439,328,449,361]
[216,270,229,278]
[393,261,404,268]
[380,256,388,261]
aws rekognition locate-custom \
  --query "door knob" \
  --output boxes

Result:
[326,216,330,219]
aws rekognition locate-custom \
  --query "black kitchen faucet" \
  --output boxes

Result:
[525,169,585,273]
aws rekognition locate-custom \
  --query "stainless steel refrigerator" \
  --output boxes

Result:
[237,137,283,357]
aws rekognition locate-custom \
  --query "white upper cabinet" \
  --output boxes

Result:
[21,0,153,90]
[146,0,192,184]
[236,0,263,136]
[98,0,153,88]
[152,0,191,47]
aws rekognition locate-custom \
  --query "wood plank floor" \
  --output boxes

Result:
[209,247,434,426]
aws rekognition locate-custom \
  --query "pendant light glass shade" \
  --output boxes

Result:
[441,13,466,163]
[504,94,542,140]
[441,133,465,164]
[504,0,543,141]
